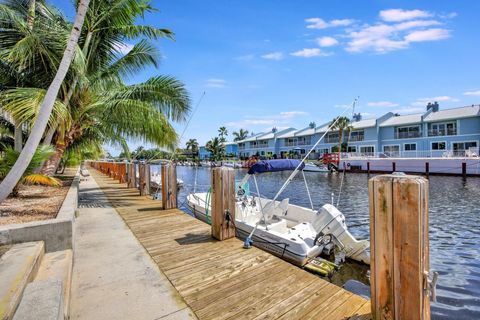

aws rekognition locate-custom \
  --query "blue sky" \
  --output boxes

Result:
[49,1,480,155]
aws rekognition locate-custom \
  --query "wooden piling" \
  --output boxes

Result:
[425,162,429,178]
[392,161,396,172]
[462,162,467,178]
[138,163,150,196]
[367,161,370,174]
[369,174,430,320]
[127,163,136,188]
[161,163,177,209]
[210,167,236,241]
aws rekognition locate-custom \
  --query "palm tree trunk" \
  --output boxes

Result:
[0,0,90,202]
[41,143,66,176]
[14,120,22,152]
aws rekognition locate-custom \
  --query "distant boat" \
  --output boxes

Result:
[303,162,329,172]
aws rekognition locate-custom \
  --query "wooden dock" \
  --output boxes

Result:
[91,169,371,319]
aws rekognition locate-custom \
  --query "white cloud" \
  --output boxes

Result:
[114,42,134,55]
[317,36,339,47]
[379,9,432,22]
[205,78,227,88]
[395,20,442,31]
[334,104,350,109]
[261,52,284,61]
[305,17,354,29]
[404,28,450,42]
[346,24,408,53]
[367,101,399,107]
[464,90,480,96]
[291,48,330,58]
[330,19,355,27]
[417,96,458,102]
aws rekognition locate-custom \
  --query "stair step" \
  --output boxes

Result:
[0,242,45,319]
[13,279,63,320]
[34,250,73,320]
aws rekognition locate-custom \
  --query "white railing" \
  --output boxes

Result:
[341,148,479,159]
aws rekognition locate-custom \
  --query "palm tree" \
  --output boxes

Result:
[0,137,62,198]
[0,0,91,202]
[233,128,249,141]
[206,137,225,161]
[331,116,352,158]
[0,0,190,178]
[185,138,199,159]
[218,126,228,142]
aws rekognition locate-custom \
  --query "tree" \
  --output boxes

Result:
[206,137,225,160]
[185,138,199,159]
[233,128,249,141]
[0,145,61,197]
[0,0,91,202]
[0,0,190,176]
[218,126,228,142]
[331,116,351,157]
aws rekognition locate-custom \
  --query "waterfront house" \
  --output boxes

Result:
[198,141,239,159]
[234,104,480,159]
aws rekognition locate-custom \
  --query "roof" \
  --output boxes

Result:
[222,141,237,146]
[239,128,297,142]
[351,118,376,129]
[379,113,423,127]
[423,105,480,122]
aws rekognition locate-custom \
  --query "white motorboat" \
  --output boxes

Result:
[303,162,329,172]
[150,173,184,189]
[187,159,369,266]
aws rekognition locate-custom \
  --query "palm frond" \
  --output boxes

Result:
[22,174,62,187]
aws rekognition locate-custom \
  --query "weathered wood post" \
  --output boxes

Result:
[127,163,136,188]
[367,161,370,174]
[425,162,429,178]
[161,163,177,209]
[210,167,235,240]
[369,173,432,320]
[138,162,150,196]
[462,162,467,178]
[392,161,396,172]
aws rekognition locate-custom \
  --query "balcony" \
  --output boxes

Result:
[349,135,364,142]
[428,128,457,136]
[394,131,422,139]
[324,137,340,143]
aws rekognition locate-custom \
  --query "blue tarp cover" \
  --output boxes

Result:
[248,159,305,174]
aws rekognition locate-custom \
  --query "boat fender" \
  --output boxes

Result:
[347,162,351,167]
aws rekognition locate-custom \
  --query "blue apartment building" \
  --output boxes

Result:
[198,141,239,159]
[234,104,480,159]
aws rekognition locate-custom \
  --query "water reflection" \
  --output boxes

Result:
[167,166,480,319]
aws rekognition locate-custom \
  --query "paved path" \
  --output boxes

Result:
[70,172,196,320]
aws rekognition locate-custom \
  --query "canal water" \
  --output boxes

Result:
[158,166,480,319]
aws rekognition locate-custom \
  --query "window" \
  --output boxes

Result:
[360,146,375,155]
[395,125,421,139]
[350,130,364,142]
[347,146,357,152]
[383,145,400,157]
[404,143,416,151]
[431,142,446,150]
[452,141,478,156]
[429,122,457,136]
[298,136,312,145]
[325,132,339,143]
[285,138,296,147]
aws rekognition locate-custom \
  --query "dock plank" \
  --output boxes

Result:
[90,169,371,320]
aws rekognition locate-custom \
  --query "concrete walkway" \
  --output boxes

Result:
[70,173,196,319]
